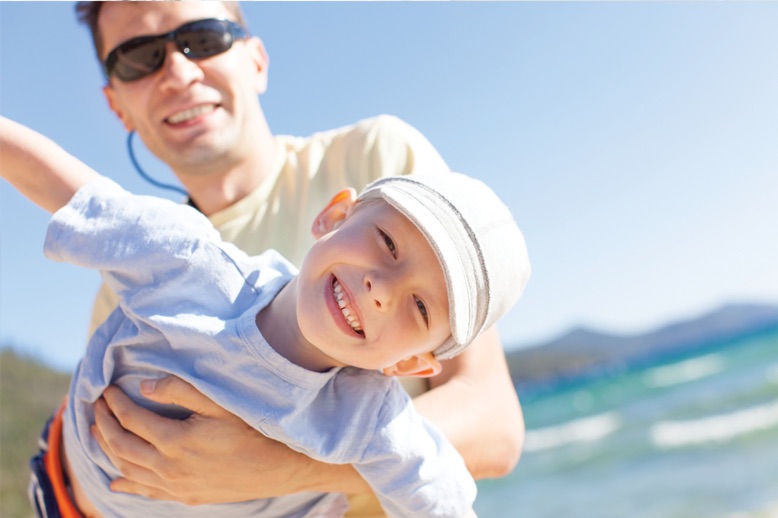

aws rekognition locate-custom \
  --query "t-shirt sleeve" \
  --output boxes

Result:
[44,178,245,316]
[353,382,476,518]
[335,115,451,190]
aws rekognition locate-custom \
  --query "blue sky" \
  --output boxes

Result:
[2,2,777,371]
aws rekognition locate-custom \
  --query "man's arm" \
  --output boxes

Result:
[0,117,99,214]
[95,327,522,502]
[415,326,524,478]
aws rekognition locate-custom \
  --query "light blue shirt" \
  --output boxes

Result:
[45,178,475,518]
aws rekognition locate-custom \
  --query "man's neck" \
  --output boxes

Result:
[176,118,278,216]
[182,165,265,216]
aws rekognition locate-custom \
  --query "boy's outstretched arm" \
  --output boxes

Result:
[0,116,99,214]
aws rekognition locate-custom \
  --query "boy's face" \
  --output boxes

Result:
[296,199,451,371]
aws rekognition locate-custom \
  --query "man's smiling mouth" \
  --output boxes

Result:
[333,279,364,335]
[166,104,217,124]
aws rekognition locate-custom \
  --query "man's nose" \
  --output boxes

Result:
[159,42,204,89]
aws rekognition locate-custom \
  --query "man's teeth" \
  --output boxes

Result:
[333,280,363,333]
[167,105,215,124]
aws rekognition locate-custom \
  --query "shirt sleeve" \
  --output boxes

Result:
[44,178,251,318]
[354,382,477,518]
[336,115,452,189]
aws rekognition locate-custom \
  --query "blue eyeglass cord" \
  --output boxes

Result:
[127,130,188,197]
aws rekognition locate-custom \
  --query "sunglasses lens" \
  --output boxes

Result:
[110,38,166,82]
[177,20,234,59]
[105,19,244,82]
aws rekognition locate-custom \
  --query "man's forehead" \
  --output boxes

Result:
[98,1,234,55]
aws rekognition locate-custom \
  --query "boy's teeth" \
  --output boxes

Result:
[333,279,363,333]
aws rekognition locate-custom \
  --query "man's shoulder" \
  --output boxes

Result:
[276,114,418,147]
[345,114,419,138]
[272,114,449,195]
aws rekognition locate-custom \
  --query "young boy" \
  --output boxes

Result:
[2,117,530,518]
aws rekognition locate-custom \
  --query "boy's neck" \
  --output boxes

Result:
[256,278,342,373]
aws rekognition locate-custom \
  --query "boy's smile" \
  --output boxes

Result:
[328,275,365,337]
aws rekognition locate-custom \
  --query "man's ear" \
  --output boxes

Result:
[102,85,134,132]
[382,353,442,379]
[311,188,357,238]
[245,36,270,95]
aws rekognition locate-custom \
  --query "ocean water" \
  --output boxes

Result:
[475,327,778,518]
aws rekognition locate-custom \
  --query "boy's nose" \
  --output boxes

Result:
[365,274,393,310]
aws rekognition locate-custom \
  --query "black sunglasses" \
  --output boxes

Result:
[104,18,247,82]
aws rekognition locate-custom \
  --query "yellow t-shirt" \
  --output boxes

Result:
[86,114,449,516]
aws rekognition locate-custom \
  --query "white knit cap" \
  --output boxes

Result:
[357,172,530,360]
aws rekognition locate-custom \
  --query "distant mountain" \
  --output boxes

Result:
[505,303,778,390]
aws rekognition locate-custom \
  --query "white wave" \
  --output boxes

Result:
[643,353,726,388]
[524,412,622,452]
[650,400,778,449]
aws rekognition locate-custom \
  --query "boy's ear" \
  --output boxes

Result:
[382,352,442,379]
[311,188,357,238]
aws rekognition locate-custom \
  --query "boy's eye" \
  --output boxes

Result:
[378,229,397,258]
[415,297,429,327]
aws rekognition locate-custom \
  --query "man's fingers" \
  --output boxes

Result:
[92,416,164,488]
[109,478,180,503]
[140,375,227,417]
[94,396,158,464]
[95,379,269,505]
[110,478,212,507]
[101,386,185,450]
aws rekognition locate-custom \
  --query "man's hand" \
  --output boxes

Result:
[93,376,356,505]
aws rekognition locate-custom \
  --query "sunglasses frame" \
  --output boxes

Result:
[103,18,247,82]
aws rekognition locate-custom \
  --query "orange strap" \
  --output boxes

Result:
[43,402,83,518]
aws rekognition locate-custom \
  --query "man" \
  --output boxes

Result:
[71,1,524,515]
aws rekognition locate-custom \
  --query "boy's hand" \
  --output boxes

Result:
[92,377,311,504]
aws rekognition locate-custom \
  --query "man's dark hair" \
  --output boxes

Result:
[75,1,249,63]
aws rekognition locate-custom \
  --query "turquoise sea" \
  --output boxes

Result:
[475,327,778,518]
